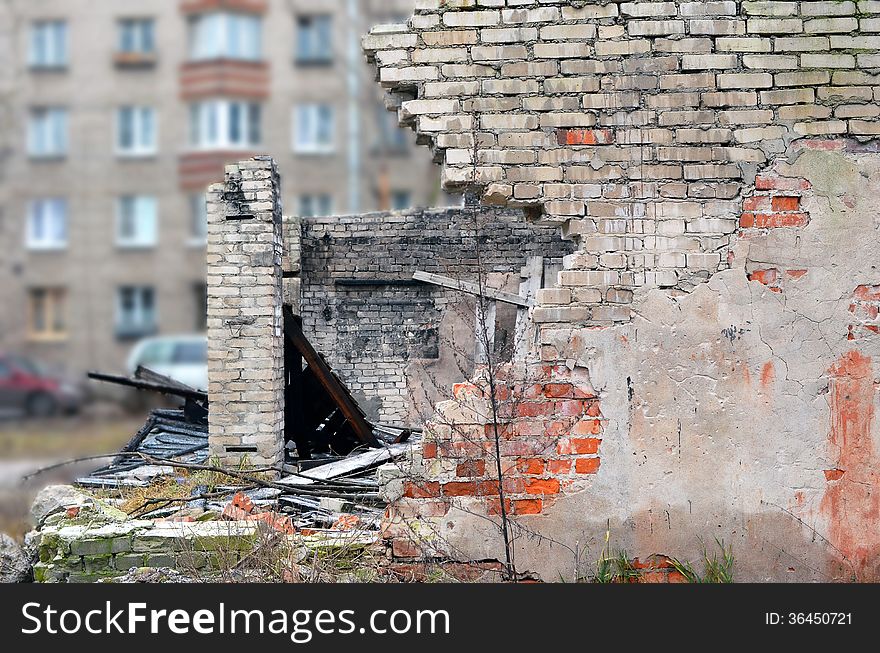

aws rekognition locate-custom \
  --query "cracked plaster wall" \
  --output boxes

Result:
[365,1,880,581]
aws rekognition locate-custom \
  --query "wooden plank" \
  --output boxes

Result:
[413,271,534,308]
[282,307,379,447]
[279,443,410,487]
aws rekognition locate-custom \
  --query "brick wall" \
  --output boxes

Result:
[365,0,880,329]
[207,157,285,469]
[295,207,574,424]
[364,2,880,579]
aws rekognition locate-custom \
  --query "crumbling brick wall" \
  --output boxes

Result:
[364,1,880,581]
[207,158,285,470]
[293,207,575,424]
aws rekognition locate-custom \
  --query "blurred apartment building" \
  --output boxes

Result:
[0,0,442,381]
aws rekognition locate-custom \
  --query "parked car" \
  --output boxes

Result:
[126,335,208,391]
[0,354,83,417]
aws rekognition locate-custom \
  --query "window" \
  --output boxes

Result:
[293,105,334,153]
[27,199,67,250]
[29,20,67,68]
[28,108,68,158]
[189,100,261,149]
[392,191,412,211]
[188,12,262,61]
[189,194,208,245]
[296,15,332,64]
[116,286,156,338]
[298,194,333,217]
[28,288,67,340]
[117,196,158,248]
[118,18,155,54]
[117,107,157,156]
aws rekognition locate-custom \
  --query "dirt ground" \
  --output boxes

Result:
[0,416,142,539]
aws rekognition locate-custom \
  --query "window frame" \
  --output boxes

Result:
[189,99,261,151]
[188,12,263,62]
[27,287,68,342]
[293,104,335,154]
[115,286,157,339]
[28,20,68,69]
[116,195,158,249]
[116,106,158,158]
[27,107,68,159]
[26,198,68,251]
[295,14,333,65]
[117,17,156,55]
[188,193,208,247]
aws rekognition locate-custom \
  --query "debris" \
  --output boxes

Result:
[68,361,413,543]
[283,307,380,455]
[221,492,295,535]
[332,515,361,531]
[279,443,410,488]
[100,567,198,584]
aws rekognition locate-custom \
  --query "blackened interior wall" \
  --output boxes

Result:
[295,207,575,424]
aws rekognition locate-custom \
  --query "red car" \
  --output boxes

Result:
[0,354,83,417]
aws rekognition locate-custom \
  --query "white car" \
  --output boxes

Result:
[126,335,208,391]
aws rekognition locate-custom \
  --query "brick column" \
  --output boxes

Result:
[206,156,285,470]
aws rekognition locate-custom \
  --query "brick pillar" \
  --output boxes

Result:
[207,156,285,470]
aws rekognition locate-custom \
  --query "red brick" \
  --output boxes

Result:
[571,438,602,455]
[575,458,601,475]
[525,478,561,495]
[740,212,810,229]
[748,268,778,286]
[557,128,614,146]
[544,383,574,398]
[771,196,800,212]
[855,285,880,302]
[548,459,572,474]
[497,477,526,495]
[403,481,440,499]
[477,480,500,497]
[517,458,546,475]
[486,498,513,516]
[443,481,478,497]
[572,419,603,436]
[453,382,482,399]
[513,499,543,515]
[423,442,438,459]
[743,196,771,212]
[517,401,553,418]
[392,538,421,559]
[755,174,811,192]
[558,400,586,417]
[824,469,845,481]
[456,460,486,478]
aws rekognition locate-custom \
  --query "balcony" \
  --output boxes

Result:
[179,150,260,190]
[180,59,269,100]
[114,51,158,70]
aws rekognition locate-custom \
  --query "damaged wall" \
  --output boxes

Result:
[364,1,880,581]
[292,207,574,425]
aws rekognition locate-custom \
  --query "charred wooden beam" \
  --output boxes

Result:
[282,306,379,448]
